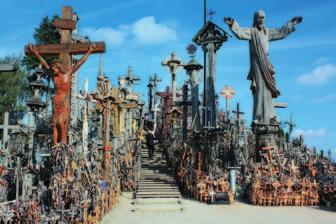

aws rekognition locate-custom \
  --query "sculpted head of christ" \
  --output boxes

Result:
[50,59,64,74]
[253,10,266,30]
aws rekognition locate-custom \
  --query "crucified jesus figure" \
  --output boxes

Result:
[27,44,96,145]
[224,10,302,125]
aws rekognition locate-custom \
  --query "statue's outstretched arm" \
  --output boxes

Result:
[27,44,50,70]
[224,17,251,40]
[70,44,96,75]
[269,16,302,41]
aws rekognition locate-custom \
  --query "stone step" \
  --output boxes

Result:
[140,175,172,179]
[136,194,181,199]
[133,198,181,205]
[137,190,180,194]
[137,183,177,187]
[137,187,179,191]
[133,203,184,212]
[136,149,181,200]
[137,189,180,192]
[136,191,181,195]
[140,174,173,177]
[140,180,175,183]
[140,172,171,175]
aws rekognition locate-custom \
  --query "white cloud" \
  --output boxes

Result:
[292,94,305,101]
[314,57,331,65]
[132,16,176,44]
[80,27,127,47]
[297,64,336,85]
[293,128,327,138]
[312,92,336,102]
[80,16,177,48]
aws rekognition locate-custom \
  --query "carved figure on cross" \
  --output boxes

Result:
[27,44,96,145]
[25,6,105,145]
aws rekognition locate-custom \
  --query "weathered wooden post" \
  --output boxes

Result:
[184,44,203,132]
[193,22,228,127]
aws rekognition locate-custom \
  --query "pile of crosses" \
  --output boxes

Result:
[247,138,321,206]
[314,153,336,207]
[321,180,336,207]
[41,143,121,223]
[165,130,235,204]
[248,163,319,206]
[158,97,234,204]
[0,6,144,222]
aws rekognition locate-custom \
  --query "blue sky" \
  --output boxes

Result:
[0,0,335,157]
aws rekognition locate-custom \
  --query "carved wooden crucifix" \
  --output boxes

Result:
[25,6,105,145]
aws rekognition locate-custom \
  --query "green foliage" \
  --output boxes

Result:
[23,16,60,71]
[278,127,285,138]
[285,132,290,143]
[0,56,29,123]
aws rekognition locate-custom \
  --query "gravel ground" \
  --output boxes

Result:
[101,193,336,224]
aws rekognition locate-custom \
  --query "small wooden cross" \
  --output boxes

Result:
[123,66,140,90]
[232,102,244,121]
[232,102,245,131]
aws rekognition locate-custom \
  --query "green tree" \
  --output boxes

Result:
[0,56,29,123]
[23,15,60,105]
[23,16,60,71]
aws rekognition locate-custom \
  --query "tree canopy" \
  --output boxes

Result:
[23,16,60,71]
[0,15,59,123]
[0,56,29,122]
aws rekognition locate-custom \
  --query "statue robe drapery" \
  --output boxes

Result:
[229,20,295,124]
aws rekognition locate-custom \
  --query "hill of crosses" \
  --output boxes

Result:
[0,3,335,224]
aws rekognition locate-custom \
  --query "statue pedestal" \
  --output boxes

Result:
[253,123,279,163]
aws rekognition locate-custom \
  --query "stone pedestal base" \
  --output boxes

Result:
[253,123,279,163]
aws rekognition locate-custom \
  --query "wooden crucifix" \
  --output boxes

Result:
[157,87,173,131]
[175,84,191,140]
[92,75,116,171]
[25,6,105,145]
[232,103,245,131]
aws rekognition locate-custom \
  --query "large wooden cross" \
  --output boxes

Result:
[25,6,105,72]
[24,6,105,144]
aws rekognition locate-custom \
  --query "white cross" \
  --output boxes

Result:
[0,112,21,147]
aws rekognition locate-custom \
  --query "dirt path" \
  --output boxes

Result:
[101,193,336,224]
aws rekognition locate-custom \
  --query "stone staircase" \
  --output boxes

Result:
[133,145,183,212]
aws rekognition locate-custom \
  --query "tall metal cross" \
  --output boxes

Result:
[207,9,216,21]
